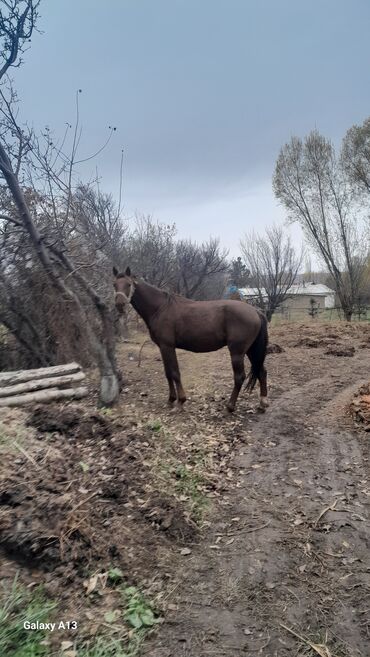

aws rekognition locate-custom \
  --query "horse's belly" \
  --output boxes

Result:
[176,334,225,353]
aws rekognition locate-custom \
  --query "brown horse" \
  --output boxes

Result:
[113,267,269,412]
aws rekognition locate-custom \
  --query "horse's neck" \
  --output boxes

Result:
[131,281,168,326]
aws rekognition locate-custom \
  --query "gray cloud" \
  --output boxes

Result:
[13,0,370,253]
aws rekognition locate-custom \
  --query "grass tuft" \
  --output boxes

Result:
[0,574,56,657]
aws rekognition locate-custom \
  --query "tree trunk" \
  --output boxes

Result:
[266,308,273,322]
[336,287,353,322]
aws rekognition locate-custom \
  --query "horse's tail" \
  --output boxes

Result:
[245,310,268,392]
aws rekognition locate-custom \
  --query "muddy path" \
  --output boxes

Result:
[141,326,370,657]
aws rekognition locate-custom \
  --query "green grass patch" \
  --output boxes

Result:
[77,634,143,657]
[147,419,162,432]
[0,574,57,657]
[174,464,209,521]
[0,423,18,453]
[99,407,114,416]
[78,580,160,657]
[121,585,159,631]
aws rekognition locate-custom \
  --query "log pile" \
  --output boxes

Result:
[0,363,88,407]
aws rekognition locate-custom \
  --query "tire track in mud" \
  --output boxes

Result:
[143,355,370,657]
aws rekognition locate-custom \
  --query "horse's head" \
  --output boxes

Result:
[113,266,135,314]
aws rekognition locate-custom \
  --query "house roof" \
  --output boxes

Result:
[237,282,335,299]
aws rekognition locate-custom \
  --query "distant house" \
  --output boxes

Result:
[224,282,336,312]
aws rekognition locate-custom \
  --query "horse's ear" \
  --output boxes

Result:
[125,266,131,277]
[113,266,118,277]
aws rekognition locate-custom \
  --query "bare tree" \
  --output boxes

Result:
[273,130,369,321]
[341,117,370,194]
[0,0,40,79]
[71,184,126,262]
[240,226,302,321]
[113,219,228,300]
[122,215,176,287]
[174,237,229,299]
[0,1,122,404]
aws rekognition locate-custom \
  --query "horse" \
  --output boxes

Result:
[113,267,269,412]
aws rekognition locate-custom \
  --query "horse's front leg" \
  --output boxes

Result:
[159,345,186,406]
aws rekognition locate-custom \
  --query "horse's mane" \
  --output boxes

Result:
[138,278,190,304]
[117,274,192,305]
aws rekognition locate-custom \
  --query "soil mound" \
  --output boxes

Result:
[351,382,370,431]
[0,407,196,582]
[266,343,285,354]
[325,346,355,357]
[27,405,113,440]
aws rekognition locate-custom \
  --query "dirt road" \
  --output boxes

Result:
[0,322,369,656]
[141,323,370,657]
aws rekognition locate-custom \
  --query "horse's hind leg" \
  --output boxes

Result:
[258,366,269,411]
[227,348,246,412]
[160,346,186,406]
[246,344,269,411]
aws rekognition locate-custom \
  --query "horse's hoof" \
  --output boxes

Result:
[170,401,186,413]
[226,405,235,413]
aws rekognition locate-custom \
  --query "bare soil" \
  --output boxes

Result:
[0,321,369,656]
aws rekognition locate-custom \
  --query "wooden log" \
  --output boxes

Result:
[0,362,81,387]
[0,386,88,407]
[0,371,86,398]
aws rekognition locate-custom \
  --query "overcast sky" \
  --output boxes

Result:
[15,0,370,258]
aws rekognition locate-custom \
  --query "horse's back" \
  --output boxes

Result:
[157,298,262,353]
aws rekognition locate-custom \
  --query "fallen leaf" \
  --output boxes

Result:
[180,548,192,556]
[83,575,98,595]
[104,610,120,623]
[61,642,74,651]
